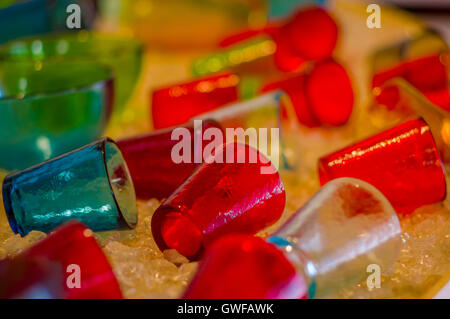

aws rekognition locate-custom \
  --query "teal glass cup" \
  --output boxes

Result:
[0,60,113,171]
[0,31,143,115]
[2,138,138,236]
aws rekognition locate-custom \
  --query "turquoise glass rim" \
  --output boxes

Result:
[0,60,114,170]
[2,137,138,236]
[0,31,143,114]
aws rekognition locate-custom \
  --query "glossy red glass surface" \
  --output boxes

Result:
[21,221,122,299]
[117,120,223,200]
[151,73,239,129]
[373,55,450,111]
[262,60,354,127]
[151,143,286,259]
[184,234,307,299]
[216,6,337,73]
[318,118,447,214]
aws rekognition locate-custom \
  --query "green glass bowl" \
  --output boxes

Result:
[0,60,113,171]
[0,31,143,115]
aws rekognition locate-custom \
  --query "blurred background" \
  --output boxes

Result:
[0,0,449,299]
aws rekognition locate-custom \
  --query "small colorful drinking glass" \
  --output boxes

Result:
[319,118,447,214]
[371,29,449,110]
[192,6,338,75]
[195,90,299,170]
[0,0,97,44]
[151,142,286,259]
[0,60,113,171]
[270,177,402,298]
[2,138,138,236]
[116,120,223,200]
[185,178,401,299]
[368,78,450,163]
[151,72,239,130]
[0,31,143,114]
[0,255,65,298]
[20,220,123,299]
[267,0,324,19]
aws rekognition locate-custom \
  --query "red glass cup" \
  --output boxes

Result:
[19,220,122,299]
[271,177,401,297]
[151,72,239,130]
[195,91,298,171]
[151,142,286,259]
[192,6,338,76]
[318,118,447,214]
[184,234,307,299]
[116,120,223,200]
[0,256,65,299]
[368,78,450,163]
[219,25,280,48]
[262,59,354,127]
[371,30,449,111]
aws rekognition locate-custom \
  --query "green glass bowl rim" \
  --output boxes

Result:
[0,61,114,102]
[2,137,137,235]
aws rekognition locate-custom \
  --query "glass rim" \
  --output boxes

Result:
[2,137,138,234]
[100,137,138,229]
[1,174,22,234]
